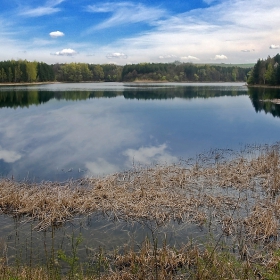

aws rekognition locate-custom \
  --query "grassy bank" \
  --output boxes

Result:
[1,143,280,278]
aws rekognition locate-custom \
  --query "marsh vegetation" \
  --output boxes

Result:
[1,143,280,278]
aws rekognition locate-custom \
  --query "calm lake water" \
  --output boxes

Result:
[0,82,280,182]
[1,82,280,268]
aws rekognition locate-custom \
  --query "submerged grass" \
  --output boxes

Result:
[1,143,280,278]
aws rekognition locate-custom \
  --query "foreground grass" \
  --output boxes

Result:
[1,240,280,279]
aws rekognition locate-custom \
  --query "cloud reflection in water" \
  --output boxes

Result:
[1,83,280,181]
[123,144,177,167]
[0,97,141,180]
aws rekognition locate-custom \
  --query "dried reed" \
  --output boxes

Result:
[0,143,279,245]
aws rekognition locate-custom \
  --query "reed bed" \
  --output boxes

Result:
[1,143,280,278]
[0,144,280,237]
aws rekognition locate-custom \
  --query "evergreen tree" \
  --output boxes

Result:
[0,68,7,82]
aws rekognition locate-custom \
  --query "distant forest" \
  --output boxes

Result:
[247,54,280,86]
[0,59,251,83]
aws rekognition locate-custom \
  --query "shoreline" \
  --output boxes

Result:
[131,80,246,84]
[247,84,280,89]
[0,81,61,86]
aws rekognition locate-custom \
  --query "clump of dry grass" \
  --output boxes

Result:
[244,204,278,241]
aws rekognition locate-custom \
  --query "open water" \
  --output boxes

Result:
[0,82,280,181]
[1,82,280,267]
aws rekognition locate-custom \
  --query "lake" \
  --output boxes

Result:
[1,82,280,275]
[0,82,280,182]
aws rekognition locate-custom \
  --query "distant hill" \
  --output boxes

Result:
[205,63,255,68]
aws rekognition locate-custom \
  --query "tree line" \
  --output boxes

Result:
[122,62,249,82]
[0,60,55,83]
[0,60,251,83]
[53,63,122,82]
[247,54,280,85]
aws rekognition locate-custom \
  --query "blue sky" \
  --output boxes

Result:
[1,0,280,64]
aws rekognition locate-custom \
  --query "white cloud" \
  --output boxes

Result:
[241,49,250,52]
[181,55,199,60]
[270,44,280,49]
[123,144,177,166]
[159,54,177,59]
[95,0,280,64]
[214,54,228,60]
[86,2,166,31]
[0,147,21,163]
[52,48,78,56]
[19,0,65,17]
[3,0,280,64]
[49,31,65,38]
[106,52,127,59]
[20,7,60,17]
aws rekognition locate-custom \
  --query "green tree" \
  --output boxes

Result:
[61,63,83,82]
[26,61,37,82]
[7,67,13,82]
[232,68,238,82]
[264,63,275,85]
[37,62,55,81]
[194,73,199,81]
[0,68,7,82]
[80,64,92,81]
[92,65,104,81]
[179,72,185,81]
[14,64,22,82]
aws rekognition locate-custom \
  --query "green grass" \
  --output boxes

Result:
[1,232,280,279]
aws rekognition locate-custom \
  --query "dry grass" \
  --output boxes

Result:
[0,144,280,242]
[2,144,280,278]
